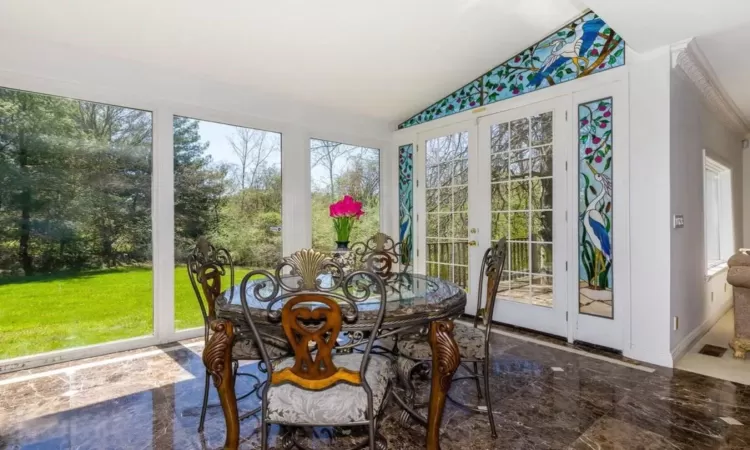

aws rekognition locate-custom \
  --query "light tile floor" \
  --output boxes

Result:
[676,308,750,385]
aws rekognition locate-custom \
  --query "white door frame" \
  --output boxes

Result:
[397,67,630,349]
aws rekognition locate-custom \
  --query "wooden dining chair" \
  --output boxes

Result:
[239,249,393,450]
[396,238,506,438]
[187,237,289,433]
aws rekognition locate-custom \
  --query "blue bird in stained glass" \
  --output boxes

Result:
[529,17,606,88]
[582,160,611,284]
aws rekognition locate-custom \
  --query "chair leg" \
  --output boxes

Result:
[369,415,376,450]
[472,361,483,400]
[482,360,497,438]
[260,406,268,450]
[198,369,210,432]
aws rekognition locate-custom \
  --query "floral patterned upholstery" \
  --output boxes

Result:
[266,353,394,425]
[397,323,486,360]
[231,331,290,360]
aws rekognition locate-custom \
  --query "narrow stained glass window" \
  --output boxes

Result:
[578,97,613,318]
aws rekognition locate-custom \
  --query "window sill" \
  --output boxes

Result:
[706,262,729,280]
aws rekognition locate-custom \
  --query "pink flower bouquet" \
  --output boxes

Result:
[329,195,365,244]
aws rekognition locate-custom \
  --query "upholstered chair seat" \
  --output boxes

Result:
[266,353,394,424]
[397,323,485,360]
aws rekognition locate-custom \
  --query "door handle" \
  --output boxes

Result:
[468,240,478,247]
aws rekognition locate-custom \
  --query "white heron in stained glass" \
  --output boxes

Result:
[582,161,611,282]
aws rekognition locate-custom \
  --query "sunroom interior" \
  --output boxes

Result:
[2,1,750,449]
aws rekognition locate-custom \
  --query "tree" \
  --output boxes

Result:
[173,116,227,259]
[0,89,78,275]
[310,140,351,200]
[227,127,279,193]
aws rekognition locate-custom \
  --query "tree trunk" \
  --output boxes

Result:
[17,131,34,276]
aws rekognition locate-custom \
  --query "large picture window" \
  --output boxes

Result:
[173,117,282,330]
[310,139,380,251]
[0,87,153,359]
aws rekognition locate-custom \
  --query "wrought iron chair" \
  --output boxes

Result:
[350,232,409,281]
[187,237,289,432]
[239,249,393,450]
[395,238,506,437]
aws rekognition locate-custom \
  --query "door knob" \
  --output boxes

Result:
[468,240,478,247]
[470,228,477,233]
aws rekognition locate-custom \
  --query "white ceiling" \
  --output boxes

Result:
[0,0,587,123]
[696,25,750,128]
[584,0,750,53]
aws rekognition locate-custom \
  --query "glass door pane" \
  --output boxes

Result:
[490,113,554,307]
[425,132,470,289]
[173,117,282,331]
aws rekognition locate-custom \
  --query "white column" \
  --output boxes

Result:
[282,128,312,254]
[152,108,175,342]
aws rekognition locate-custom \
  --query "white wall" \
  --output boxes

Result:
[627,46,674,366]
[744,146,750,248]
[669,63,744,358]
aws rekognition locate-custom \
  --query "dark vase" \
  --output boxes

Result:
[336,241,350,251]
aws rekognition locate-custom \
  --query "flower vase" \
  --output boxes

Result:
[336,241,350,251]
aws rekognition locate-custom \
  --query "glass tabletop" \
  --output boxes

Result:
[215,273,467,329]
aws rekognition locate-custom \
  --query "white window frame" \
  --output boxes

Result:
[0,75,391,374]
[703,151,734,277]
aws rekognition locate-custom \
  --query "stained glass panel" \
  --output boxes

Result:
[398,11,624,129]
[578,98,613,318]
[398,144,414,270]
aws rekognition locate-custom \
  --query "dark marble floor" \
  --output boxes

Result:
[1,329,749,450]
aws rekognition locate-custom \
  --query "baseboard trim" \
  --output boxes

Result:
[671,301,733,362]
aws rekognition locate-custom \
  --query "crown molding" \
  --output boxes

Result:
[671,39,749,135]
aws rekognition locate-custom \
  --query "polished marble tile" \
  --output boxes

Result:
[1,332,748,450]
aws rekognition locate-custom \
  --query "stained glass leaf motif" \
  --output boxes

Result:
[398,11,625,129]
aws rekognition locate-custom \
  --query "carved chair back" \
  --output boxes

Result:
[472,239,507,343]
[187,237,234,328]
[350,232,408,282]
[239,249,387,393]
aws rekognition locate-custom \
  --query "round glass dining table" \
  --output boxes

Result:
[215,273,467,333]
[205,273,467,450]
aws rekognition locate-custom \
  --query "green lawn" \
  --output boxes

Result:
[0,266,250,360]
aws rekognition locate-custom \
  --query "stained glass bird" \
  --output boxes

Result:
[529,18,605,88]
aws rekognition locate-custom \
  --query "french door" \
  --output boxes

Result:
[416,97,569,338]
[476,97,569,337]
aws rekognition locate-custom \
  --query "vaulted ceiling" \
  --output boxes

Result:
[0,0,586,122]
[1,0,749,125]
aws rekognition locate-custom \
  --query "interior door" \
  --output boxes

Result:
[416,120,483,312]
[476,97,569,338]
